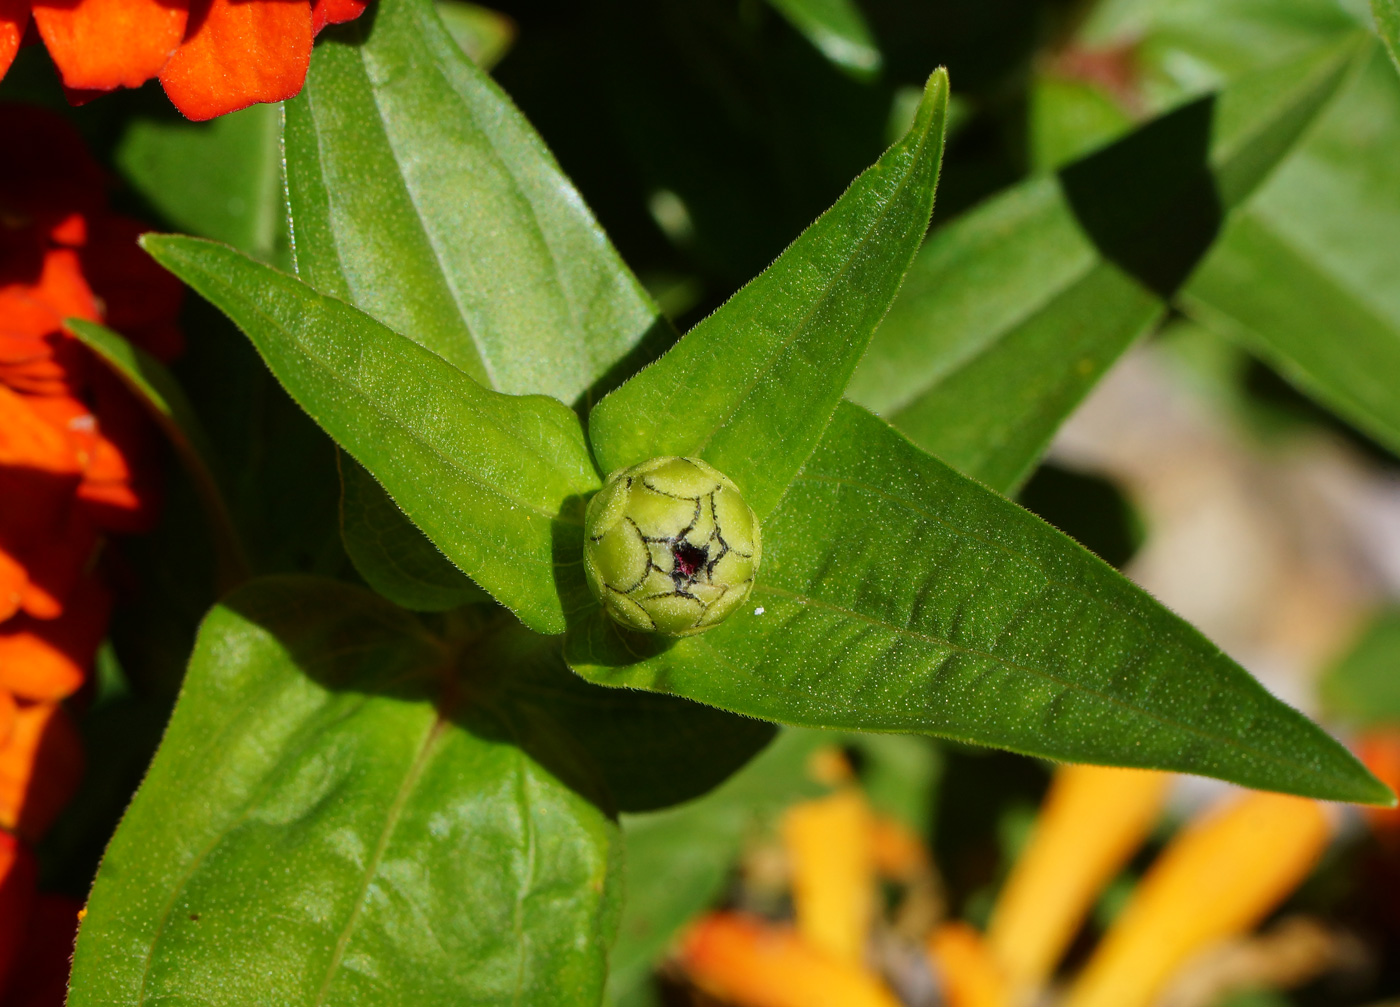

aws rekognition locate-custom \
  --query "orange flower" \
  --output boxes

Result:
[679,913,903,1007]
[0,0,368,121]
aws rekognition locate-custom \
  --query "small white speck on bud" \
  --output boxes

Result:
[753,606,765,616]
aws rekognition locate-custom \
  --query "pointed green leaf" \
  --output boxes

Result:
[69,577,621,1006]
[568,402,1391,805]
[68,318,251,593]
[337,452,489,612]
[589,68,948,517]
[284,0,665,405]
[1376,0,1400,72]
[764,0,883,77]
[142,234,599,634]
[849,38,1363,493]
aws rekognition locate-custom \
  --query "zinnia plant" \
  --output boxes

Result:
[3,0,1400,1003]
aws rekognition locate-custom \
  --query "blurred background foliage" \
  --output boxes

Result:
[6,0,1400,1003]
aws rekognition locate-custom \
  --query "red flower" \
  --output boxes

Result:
[0,0,368,121]
[0,104,183,1002]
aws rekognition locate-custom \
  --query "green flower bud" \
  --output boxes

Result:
[584,456,762,636]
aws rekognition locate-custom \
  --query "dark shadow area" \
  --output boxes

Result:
[1244,357,1400,472]
[932,743,1051,918]
[1017,463,1143,570]
[1058,94,1223,299]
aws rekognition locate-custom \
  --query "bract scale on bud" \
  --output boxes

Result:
[583,457,762,636]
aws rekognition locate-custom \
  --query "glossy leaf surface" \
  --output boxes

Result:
[588,68,948,518]
[70,577,620,1006]
[284,0,663,406]
[70,319,251,592]
[569,403,1389,804]
[142,235,599,635]
[849,39,1361,493]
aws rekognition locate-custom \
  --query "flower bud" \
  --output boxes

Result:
[584,457,762,636]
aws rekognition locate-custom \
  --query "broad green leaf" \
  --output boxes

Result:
[765,0,883,77]
[849,38,1363,493]
[337,452,489,612]
[1180,45,1400,456]
[569,402,1390,805]
[1320,609,1400,728]
[116,103,284,260]
[607,729,831,1006]
[70,577,620,1006]
[69,319,251,593]
[284,0,664,405]
[1378,0,1400,71]
[589,68,949,518]
[142,234,599,635]
[436,1,515,69]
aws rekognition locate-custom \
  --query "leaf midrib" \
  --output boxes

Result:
[312,709,449,1006]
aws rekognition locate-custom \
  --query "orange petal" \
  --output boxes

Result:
[987,765,1171,1001]
[0,0,29,80]
[32,0,187,90]
[0,546,24,621]
[782,789,875,966]
[0,690,16,746]
[870,813,930,881]
[0,700,84,842]
[0,831,39,992]
[310,0,364,34]
[928,922,1010,1007]
[1063,792,1331,1007]
[679,913,902,1007]
[159,0,311,121]
[1358,730,1400,841]
[0,574,108,702]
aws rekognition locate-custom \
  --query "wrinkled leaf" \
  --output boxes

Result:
[142,235,599,635]
[69,319,251,592]
[765,0,883,77]
[589,68,948,517]
[850,38,1362,493]
[70,577,620,1006]
[569,402,1390,805]
[285,0,663,406]
[337,452,489,612]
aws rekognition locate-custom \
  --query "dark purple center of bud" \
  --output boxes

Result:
[672,541,707,581]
